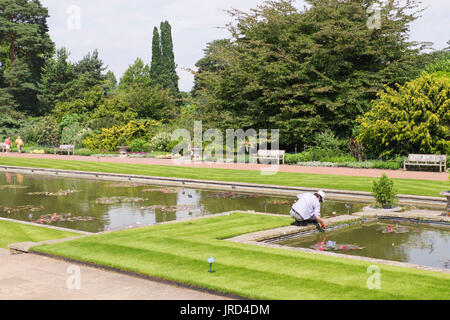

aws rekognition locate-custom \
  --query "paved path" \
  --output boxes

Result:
[0,249,229,300]
[0,153,447,181]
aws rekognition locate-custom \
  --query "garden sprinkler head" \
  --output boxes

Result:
[207,257,215,273]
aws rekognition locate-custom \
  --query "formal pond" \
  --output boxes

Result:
[275,220,450,269]
[0,172,366,233]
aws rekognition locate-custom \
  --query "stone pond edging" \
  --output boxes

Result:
[225,209,450,274]
[0,216,92,235]
[6,210,449,278]
[0,165,446,208]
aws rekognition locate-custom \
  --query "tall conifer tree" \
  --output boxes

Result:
[0,0,54,114]
[160,21,179,93]
[150,22,179,94]
[150,26,163,85]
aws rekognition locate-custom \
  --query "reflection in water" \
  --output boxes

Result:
[0,172,366,232]
[176,188,202,220]
[277,222,450,269]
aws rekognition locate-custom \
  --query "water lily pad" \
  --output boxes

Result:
[311,243,364,251]
[207,192,259,199]
[95,196,148,204]
[142,187,180,194]
[377,225,410,234]
[1,205,44,214]
[139,204,197,212]
[27,189,80,197]
[35,213,95,224]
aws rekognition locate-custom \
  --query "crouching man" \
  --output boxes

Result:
[290,191,326,230]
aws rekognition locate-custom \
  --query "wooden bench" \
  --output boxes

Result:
[253,150,285,165]
[0,143,6,152]
[54,145,75,155]
[404,154,447,172]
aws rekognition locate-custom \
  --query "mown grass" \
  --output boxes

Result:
[0,220,80,249]
[33,213,450,300]
[0,157,448,197]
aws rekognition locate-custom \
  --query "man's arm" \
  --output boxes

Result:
[316,216,326,229]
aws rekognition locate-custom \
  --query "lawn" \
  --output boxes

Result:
[0,157,448,197]
[0,219,80,249]
[32,213,450,300]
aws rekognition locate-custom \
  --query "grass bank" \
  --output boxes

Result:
[0,157,447,197]
[32,213,450,300]
[0,219,79,249]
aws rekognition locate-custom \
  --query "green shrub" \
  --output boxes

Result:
[33,116,60,147]
[357,73,450,158]
[425,52,450,75]
[61,124,92,148]
[129,138,151,152]
[372,174,398,208]
[117,136,128,147]
[285,152,355,165]
[148,132,179,152]
[82,120,161,151]
[58,114,81,132]
[314,130,348,153]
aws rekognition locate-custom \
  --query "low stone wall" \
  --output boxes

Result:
[353,209,450,224]
[0,165,446,207]
[227,215,362,243]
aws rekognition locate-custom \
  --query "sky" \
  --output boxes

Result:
[40,0,450,92]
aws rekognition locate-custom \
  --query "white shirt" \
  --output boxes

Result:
[291,193,321,220]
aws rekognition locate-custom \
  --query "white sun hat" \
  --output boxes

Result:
[317,190,326,202]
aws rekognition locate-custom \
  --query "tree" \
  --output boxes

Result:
[150,22,179,94]
[51,49,108,103]
[425,51,450,77]
[357,73,450,158]
[52,85,106,123]
[193,0,425,149]
[0,0,54,114]
[94,85,176,122]
[104,70,117,95]
[73,49,107,90]
[37,48,76,113]
[119,58,151,89]
[192,39,231,95]
[150,27,163,85]
[160,21,179,93]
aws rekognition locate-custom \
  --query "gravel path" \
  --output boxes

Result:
[0,248,230,300]
[0,153,447,181]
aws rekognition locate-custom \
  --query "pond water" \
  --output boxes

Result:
[0,172,366,233]
[276,221,450,269]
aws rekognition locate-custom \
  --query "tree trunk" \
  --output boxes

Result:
[9,32,16,87]
[10,32,16,66]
